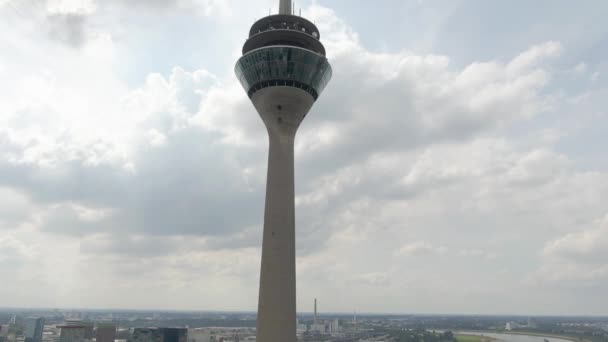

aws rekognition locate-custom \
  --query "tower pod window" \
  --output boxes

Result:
[235,46,332,100]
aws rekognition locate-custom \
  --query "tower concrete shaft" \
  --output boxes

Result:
[252,86,313,342]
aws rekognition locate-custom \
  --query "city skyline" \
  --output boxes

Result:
[0,0,607,316]
[2,309,605,342]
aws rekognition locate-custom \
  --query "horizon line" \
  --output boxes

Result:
[1,307,607,318]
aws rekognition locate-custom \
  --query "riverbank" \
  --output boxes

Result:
[495,331,587,342]
[456,334,498,342]
[456,331,586,342]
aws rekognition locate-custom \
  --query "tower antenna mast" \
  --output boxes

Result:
[279,0,292,15]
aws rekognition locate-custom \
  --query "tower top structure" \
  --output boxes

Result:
[236,0,330,101]
[279,0,292,15]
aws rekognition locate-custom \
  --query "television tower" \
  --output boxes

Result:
[235,0,332,341]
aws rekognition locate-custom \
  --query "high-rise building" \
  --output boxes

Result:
[329,319,340,334]
[234,1,332,341]
[96,322,117,342]
[83,321,94,340]
[59,319,94,342]
[24,317,45,342]
[58,323,87,342]
[310,322,326,334]
[187,329,211,342]
[0,324,7,342]
[132,328,187,342]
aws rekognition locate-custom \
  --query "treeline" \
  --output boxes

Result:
[118,318,256,329]
[389,329,457,342]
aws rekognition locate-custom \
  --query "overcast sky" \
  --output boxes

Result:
[0,0,607,315]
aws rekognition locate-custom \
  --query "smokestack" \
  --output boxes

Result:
[314,298,318,325]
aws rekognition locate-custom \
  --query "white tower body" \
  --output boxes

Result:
[235,1,332,341]
[252,86,313,342]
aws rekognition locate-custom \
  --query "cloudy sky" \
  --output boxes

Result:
[0,0,607,315]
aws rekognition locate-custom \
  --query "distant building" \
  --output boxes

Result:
[96,322,117,342]
[59,324,87,342]
[310,323,326,334]
[187,329,210,342]
[83,321,94,340]
[329,319,340,334]
[132,328,187,342]
[0,325,7,342]
[24,317,45,342]
[60,320,94,341]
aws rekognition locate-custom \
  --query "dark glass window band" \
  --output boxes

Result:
[247,79,319,100]
[235,46,332,100]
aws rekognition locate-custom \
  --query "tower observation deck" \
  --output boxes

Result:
[235,1,332,342]
[235,1,332,103]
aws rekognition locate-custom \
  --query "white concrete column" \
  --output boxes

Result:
[251,86,314,342]
[257,131,297,342]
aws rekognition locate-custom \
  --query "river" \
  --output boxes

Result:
[457,332,573,342]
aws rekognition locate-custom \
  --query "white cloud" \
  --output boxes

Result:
[357,272,391,286]
[458,249,497,260]
[0,187,34,228]
[108,0,234,18]
[507,41,562,74]
[543,215,608,264]
[0,235,34,262]
[47,0,97,15]
[573,63,588,74]
[523,216,608,313]
[396,242,448,257]
[0,0,607,314]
